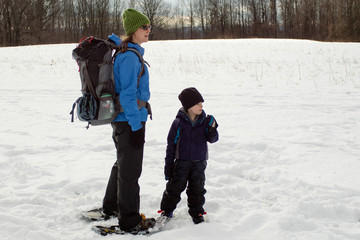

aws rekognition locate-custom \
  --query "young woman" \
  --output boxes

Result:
[101,8,153,233]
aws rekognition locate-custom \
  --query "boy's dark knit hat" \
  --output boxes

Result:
[178,87,204,110]
[122,8,150,36]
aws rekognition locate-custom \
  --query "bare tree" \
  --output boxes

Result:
[1,0,360,46]
[219,0,229,37]
[188,0,195,38]
[61,0,77,42]
[269,0,277,37]
[207,0,229,38]
[336,0,360,41]
[279,0,298,38]
[95,0,111,38]
[23,0,61,44]
[298,0,317,39]
[194,0,209,38]
[0,0,30,46]
[228,0,235,37]
[249,0,259,37]
[111,0,126,36]
[128,0,137,8]
[173,0,186,39]
[136,0,171,39]
[238,0,249,37]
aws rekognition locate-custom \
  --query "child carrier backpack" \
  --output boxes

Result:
[70,36,146,127]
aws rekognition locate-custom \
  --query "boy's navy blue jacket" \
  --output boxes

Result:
[165,108,219,177]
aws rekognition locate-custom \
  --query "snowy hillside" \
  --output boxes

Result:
[0,39,360,240]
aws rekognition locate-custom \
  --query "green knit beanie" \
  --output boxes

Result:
[122,8,150,36]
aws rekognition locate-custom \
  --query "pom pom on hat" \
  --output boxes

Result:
[178,87,204,110]
[122,8,150,36]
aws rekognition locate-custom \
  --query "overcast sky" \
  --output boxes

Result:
[164,0,177,5]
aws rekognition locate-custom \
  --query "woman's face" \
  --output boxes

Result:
[132,25,151,45]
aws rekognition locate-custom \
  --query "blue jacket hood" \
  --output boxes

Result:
[108,33,145,56]
[108,33,122,46]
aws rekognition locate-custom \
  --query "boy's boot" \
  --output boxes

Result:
[192,213,205,224]
[159,210,173,218]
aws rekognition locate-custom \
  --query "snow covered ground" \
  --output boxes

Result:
[0,38,360,240]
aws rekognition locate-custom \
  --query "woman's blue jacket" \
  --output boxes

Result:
[108,33,150,131]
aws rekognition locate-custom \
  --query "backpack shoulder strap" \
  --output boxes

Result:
[126,48,146,88]
[114,48,147,88]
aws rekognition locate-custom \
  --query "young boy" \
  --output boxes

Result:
[159,87,219,224]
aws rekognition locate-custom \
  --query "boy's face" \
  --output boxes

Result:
[188,102,203,116]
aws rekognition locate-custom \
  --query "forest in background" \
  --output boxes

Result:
[1,0,359,46]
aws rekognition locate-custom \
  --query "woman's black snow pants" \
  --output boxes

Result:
[102,122,144,230]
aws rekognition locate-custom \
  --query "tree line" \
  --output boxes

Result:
[1,0,359,47]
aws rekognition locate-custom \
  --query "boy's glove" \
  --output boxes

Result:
[129,127,145,149]
[206,115,218,133]
[164,164,174,181]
